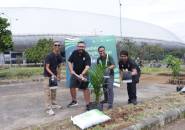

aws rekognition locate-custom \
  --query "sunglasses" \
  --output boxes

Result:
[54,44,61,47]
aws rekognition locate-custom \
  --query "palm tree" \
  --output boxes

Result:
[88,64,106,103]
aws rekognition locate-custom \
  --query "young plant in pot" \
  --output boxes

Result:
[88,64,106,110]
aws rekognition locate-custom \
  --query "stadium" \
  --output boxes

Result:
[0,7,185,64]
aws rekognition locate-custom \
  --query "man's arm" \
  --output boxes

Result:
[119,69,123,81]
[81,53,91,77]
[57,63,62,80]
[108,64,115,70]
[81,65,90,75]
[108,55,115,70]
[68,61,75,75]
[46,64,55,76]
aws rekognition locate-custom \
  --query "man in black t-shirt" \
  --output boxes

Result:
[119,50,138,105]
[97,46,115,109]
[43,41,63,115]
[67,41,91,110]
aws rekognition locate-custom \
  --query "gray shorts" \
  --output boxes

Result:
[69,74,89,89]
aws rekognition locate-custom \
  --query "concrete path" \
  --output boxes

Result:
[0,80,176,130]
[161,119,185,130]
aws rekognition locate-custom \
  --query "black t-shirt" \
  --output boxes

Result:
[97,54,115,76]
[119,58,139,82]
[44,52,63,77]
[68,50,91,75]
[119,58,137,71]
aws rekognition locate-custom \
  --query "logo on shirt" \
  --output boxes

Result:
[83,57,85,61]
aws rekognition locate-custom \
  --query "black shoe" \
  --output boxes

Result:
[132,100,137,105]
[128,99,132,104]
[107,104,113,109]
[100,100,108,104]
[86,104,90,111]
[67,100,78,108]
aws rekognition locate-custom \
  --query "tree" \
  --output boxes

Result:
[164,55,182,79]
[24,38,53,64]
[88,64,106,103]
[117,38,140,59]
[0,17,13,52]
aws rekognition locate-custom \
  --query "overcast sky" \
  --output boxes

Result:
[0,0,185,42]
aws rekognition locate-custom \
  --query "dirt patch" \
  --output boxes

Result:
[23,93,185,130]
[139,74,171,84]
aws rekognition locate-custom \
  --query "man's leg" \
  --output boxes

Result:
[68,75,78,107]
[51,89,56,103]
[83,89,90,105]
[127,83,132,103]
[102,84,108,103]
[43,77,55,115]
[107,77,114,108]
[51,89,62,109]
[43,77,52,109]
[131,83,137,102]
[70,88,77,101]
[128,82,137,105]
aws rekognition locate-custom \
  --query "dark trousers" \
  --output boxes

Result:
[103,76,114,106]
[127,82,137,101]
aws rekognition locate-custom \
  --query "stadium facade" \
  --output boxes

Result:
[0,7,185,64]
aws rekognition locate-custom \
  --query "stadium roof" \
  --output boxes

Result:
[0,7,183,43]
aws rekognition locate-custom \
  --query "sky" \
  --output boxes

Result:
[0,0,185,42]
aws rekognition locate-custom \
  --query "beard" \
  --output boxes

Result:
[78,49,85,54]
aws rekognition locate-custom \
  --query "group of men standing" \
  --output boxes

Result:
[43,41,140,116]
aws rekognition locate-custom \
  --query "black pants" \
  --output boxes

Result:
[127,82,137,101]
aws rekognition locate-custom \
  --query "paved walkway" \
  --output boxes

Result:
[161,119,185,130]
[0,80,176,130]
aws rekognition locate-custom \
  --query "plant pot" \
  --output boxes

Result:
[88,102,103,111]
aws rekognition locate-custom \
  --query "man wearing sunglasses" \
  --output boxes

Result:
[43,41,63,115]
[67,41,91,111]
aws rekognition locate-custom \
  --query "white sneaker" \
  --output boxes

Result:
[46,109,55,116]
[52,104,63,109]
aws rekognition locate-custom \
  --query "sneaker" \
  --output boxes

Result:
[67,100,78,108]
[107,104,113,109]
[100,100,108,104]
[52,103,63,109]
[132,100,137,105]
[128,99,132,104]
[46,109,55,116]
[86,104,90,111]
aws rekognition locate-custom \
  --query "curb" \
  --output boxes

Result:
[122,105,185,130]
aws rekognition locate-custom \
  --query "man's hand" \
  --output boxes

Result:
[57,75,61,80]
[80,74,87,81]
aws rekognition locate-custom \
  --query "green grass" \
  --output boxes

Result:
[141,66,171,74]
[0,67,43,79]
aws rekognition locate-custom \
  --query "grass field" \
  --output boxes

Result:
[0,65,184,79]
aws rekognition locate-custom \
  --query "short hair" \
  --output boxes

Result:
[53,41,61,45]
[77,41,85,45]
[98,46,105,51]
[120,50,128,56]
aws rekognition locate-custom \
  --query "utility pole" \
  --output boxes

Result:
[119,0,122,37]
